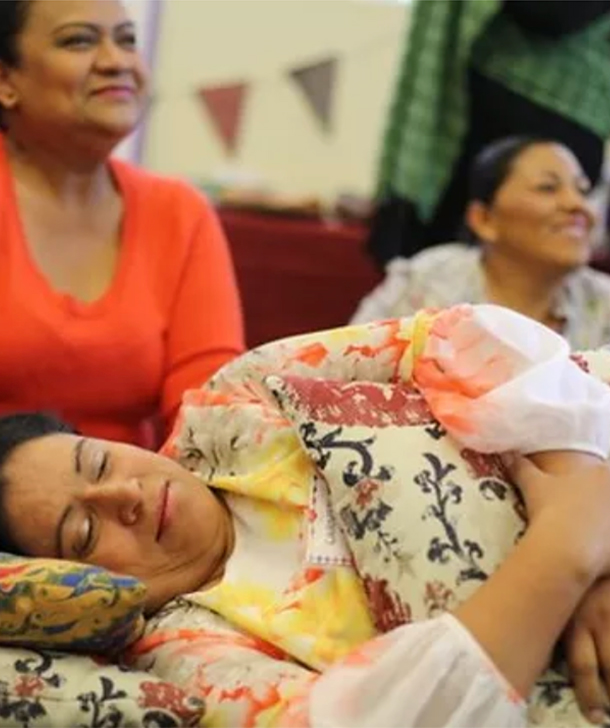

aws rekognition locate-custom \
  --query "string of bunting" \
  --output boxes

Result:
[195,32,397,155]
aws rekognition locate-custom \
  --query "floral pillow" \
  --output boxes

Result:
[0,554,146,653]
[265,372,603,726]
[0,645,205,727]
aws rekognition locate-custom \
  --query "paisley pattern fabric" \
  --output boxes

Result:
[0,645,205,727]
[0,554,146,652]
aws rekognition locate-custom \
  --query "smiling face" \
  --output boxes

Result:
[1,434,233,612]
[467,142,597,272]
[0,0,148,146]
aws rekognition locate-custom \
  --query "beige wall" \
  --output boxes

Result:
[142,0,409,201]
[116,0,161,162]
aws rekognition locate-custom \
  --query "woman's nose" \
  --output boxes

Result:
[562,184,595,214]
[94,38,132,72]
[80,478,143,526]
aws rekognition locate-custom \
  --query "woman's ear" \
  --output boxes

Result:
[0,63,19,112]
[465,200,498,245]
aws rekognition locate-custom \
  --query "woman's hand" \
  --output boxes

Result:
[449,454,610,699]
[565,578,610,724]
[507,453,610,583]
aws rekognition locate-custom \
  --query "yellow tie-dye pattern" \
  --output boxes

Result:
[398,309,437,381]
[192,450,375,671]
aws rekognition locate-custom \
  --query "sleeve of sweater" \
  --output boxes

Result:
[502,0,610,38]
[161,193,246,434]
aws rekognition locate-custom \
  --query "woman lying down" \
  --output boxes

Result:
[2,304,610,727]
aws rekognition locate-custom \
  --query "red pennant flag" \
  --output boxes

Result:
[198,82,249,155]
[289,58,337,133]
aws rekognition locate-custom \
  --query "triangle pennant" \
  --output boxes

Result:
[289,57,337,133]
[198,82,249,155]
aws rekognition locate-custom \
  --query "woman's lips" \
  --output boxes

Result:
[156,482,170,541]
[554,216,591,240]
[91,86,136,101]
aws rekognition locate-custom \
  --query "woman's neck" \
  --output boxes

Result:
[3,131,115,205]
[481,248,568,328]
[199,493,236,591]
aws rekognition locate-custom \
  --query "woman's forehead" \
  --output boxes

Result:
[5,433,79,483]
[510,143,583,180]
[24,0,130,33]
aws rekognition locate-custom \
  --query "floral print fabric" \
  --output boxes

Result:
[0,645,205,728]
[129,304,610,727]
[266,372,600,726]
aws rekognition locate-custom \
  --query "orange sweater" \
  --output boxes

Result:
[0,140,245,447]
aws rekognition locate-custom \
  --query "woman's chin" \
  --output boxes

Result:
[83,113,142,145]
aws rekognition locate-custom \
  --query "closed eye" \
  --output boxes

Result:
[73,511,97,559]
[96,452,109,481]
[535,182,558,194]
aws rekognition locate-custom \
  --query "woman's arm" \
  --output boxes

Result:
[129,605,525,728]
[161,197,245,434]
[128,517,596,728]
[130,450,610,728]
[454,512,596,699]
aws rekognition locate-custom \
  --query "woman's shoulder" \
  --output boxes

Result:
[112,158,215,220]
[388,243,479,276]
[576,265,610,295]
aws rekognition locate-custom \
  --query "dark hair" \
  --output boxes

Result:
[463,135,556,242]
[0,412,76,556]
[469,135,555,205]
[0,0,32,131]
[0,0,32,67]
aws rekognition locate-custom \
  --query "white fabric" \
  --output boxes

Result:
[420,304,610,457]
[311,614,526,728]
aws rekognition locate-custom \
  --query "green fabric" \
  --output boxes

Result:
[472,12,610,140]
[377,0,610,223]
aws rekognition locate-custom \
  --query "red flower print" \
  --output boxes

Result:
[460,449,506,480]
[139,680,203,723]
[424,580,457,617]
[363,575,412,632]
[355,479,380,508]
[279,377,436,428]
[14,675,44,697]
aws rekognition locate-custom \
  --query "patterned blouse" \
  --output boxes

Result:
[350,244,610,350]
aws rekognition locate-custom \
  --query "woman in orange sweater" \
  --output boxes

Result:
[0,0,245,448]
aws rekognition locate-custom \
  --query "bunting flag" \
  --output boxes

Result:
[289,58,337,133]
[198,82,249,155]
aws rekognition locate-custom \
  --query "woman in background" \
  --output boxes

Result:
[352,136,610,350]
[367,0,610,267]
[0,0,244,448]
